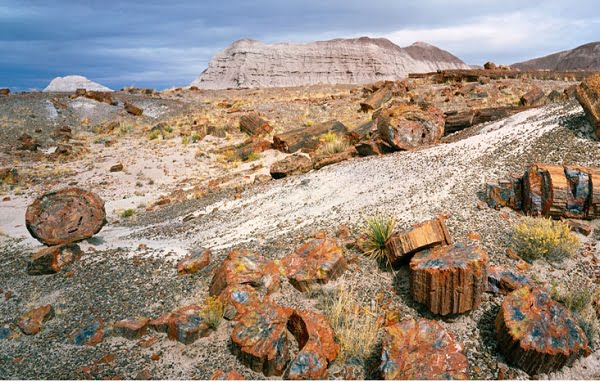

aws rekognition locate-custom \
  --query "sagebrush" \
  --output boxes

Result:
[512,217,580,262]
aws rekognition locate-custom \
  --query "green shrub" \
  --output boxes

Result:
[120,208,135,218]
[512,217,580,262]
[147,130,161,140]
[362,215,396,267]
[191,132,200,143]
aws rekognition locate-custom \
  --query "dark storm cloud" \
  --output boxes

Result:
[1,0,599,90]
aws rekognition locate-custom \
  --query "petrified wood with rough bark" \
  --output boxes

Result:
[380,318,468,380]
[239,114,273,137]
[25,188,107,246]
[376,103,445,150]
[495,286,591,376]
[386,215,452,264]
[360,86,392,112]
[520,86,545,106]
[575,73,600,138]
[410,243,488,315]
[272,120,348,153]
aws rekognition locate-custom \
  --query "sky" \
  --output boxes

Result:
[1,0,599,91]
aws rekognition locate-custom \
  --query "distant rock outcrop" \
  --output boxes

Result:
[43,75,112,92]
[512,41,600,71]
[192,37,470,89]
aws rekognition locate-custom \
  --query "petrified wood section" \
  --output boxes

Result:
[520,86,545,106]
[270,153,313,179]
[575,73,600,138]
[218,284,262,320]
[167,305,210,345]
[355,139,395,157]
[209,250,281,297]
[239,114,273,137]
[27,244,82,275]
[17,305,55,335]
[376,104,445,150]
[73,318,104,346]
[487,266,532,295]
[124,101,143,116]
[495,286,591,376]
[177,249,211,275]
[360,86,392,112]
[485,175,523,210]
[211,370,245,380]
[282,238,347,292]
[412,68,596,83]
[522,164,600,219]
[272,120,349,153]
[386,216,452,264]
[380,318,468,380]
[25,188,107,246]
[286,310,339,380]
[230,302,293,377]
[410,243,488,315]
[113,317,149,340]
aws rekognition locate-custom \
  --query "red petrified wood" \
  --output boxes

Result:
[167,305,210,345]
[17,305,55,335]
[386,215,452,264]
[211,369,245,380]
[410,243,488,315]
[28,244,82,274]
[239,114,273,137]
[495,286,591,376]
[177,249,211,275]
[25,188,107,246]
[375,103,445,150]
[113,317,149,340]
[282,238,347,292]
[380,318,468,380]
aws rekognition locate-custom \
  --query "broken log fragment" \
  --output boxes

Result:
[575,73,600,139]
[376,104,445,150]
[239,114,273,137]
[386,215,452,264]
[410,243,488,315]
[495,286,591,376]
[360,86,392,112]
[124,101,143,116]
[444,110,474,134]
[520,86,545,106]
[272,120,349,153]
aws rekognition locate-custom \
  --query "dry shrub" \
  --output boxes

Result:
[201,296,224,329]
[320,287,381,363]
[316,133,349,157]
[512,217,580,262]
[551,279,599,344]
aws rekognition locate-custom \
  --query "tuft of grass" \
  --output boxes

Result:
[550,279,599,344]
[244,152,262,162]
[316,134,349,157]
[201,296,224,329]
[182,135,190,145]
[361,215,396,267]
[320,288,381,363]
[512,217,580,262]
[119,208,135,219]
[304,120,314,127]
[164,126,174,133]
[191,132,200,143]
[147,130,161,140]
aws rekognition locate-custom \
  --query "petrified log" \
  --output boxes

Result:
[376,103,445,150]
[312,149,354,170]
[209,250,281,297]
[28,244,82,275]
[177,249,211,275]
[444,110,474,134]
[270,153,312,179]
[410,243,488,315]
[83,91,115,105]
[234,137,272,161]
[355,139,395,157]
[230,302,293,376]
[486,266,531,294]
[360,86,392,112]
[239,114,273,137]
[25,188,107,246]
[485,174,523,210]
[386,215,452,264]
[218,284,262,320]
[272,120,348,153]
[380,318,468,380]
[167,305,210,344]
[575,73,600,138]
[282,238,347,292]
[17,305,55,335]
[495,286,591,376]
[520,86,545,106]
[113,317,149,340]
[124,101,143,116]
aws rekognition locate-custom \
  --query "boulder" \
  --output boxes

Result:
[575,73,600,138]
[211,370,245,380]
[282,238,347,292]
[239,114,273,137]
[380,318,468,380]
[209,250,281,297]
[270,154,312,179]
[25,188,107,246]
[177,249,211,275]
[483,62,497,70]
[272,120,349,153]
[376,103,445,150]
[27,244,82,275]
[17,305,55,335]
[113,318,149,340]
[124,102,143,116]
[495,286,591,375]
[486,266,532,294]
[386,215,452,264]
[410,243,488,315]
[73,318,104,346]
[167,305,210,345]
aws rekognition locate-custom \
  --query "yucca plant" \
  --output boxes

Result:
[362,215,396,267]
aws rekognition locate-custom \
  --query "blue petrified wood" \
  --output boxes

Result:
[73,318,103,346]
[495,286,591,376]
[410,243,488,315]
[487,266,532,294]
[380,318,468,380]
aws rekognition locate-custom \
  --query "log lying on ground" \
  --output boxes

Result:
[239,114,273,137]
[376,103,445,150]
[575,73,600,139]
[386,215,452,264]
[272,120,349,153]
[360,86,392,112]
[520,86,545,106]
[495,286,590,376]
[445,106,534,135]
[410,243,488,315]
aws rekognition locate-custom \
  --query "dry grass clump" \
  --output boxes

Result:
[361,215,396,267]
[320,288,381,363]
[511,217,580,262]
[119,208,135,219]
[551,279,599,344]
[201,296,224,329]
[316,133,349,157]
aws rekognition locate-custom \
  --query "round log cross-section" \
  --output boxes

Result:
[25,188,106,246]
[410,243,488,315]
[495,286,591,376]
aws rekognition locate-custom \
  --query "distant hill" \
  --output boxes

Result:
[44,75,112,92]
[192,37,470,89]
[512,42,600,71]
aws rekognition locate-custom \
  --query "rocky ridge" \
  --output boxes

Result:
[44,75,112,92]
[513,41,600,71]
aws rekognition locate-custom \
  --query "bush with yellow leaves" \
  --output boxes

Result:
[512,217,580,262]
[201,296,224,329]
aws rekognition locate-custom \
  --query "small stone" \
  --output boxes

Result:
[516,261,530,270]
[138,336,159,348]
[0,327,10,340]
[565,219,592,236]
[467,232,481,241]
[74,319,104,346]
[109,163,124,172]
[505,248,521,260]
[150,353,160,361]
[124,102,143,116]
[17,305,55,335]
[148,313,170,333]
[113,317,149,340]
[177,249,210,275]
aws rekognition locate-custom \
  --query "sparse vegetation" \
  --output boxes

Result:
[550,279,599,344]
[201,296,224,329]
[244,152,262,162]
[191,132,200,143]
[320,287,381,363]
[361,215,396,267]
[512,217,580,262]
[316,133,349,156]
[118,120,133,136]
[182,135,190,145]
[147,130,161,140]
[119,208,136,218]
